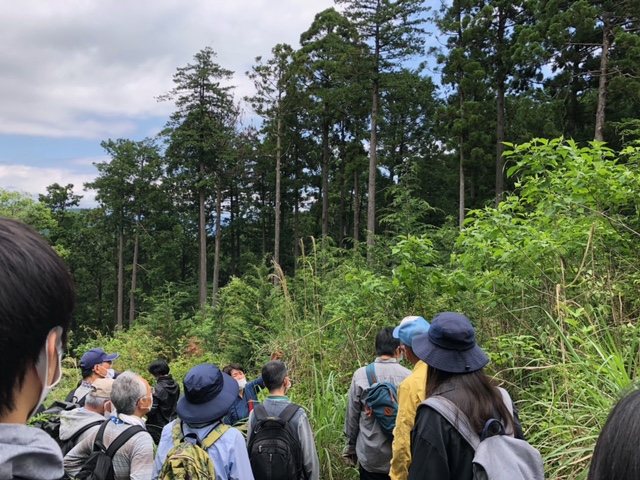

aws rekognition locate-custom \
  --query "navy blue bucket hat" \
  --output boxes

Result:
[412,312,489,373]
[177,364,239,424]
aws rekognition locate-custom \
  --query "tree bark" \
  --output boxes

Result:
[117,219,124,329]
[322,119,330,243]
[128,214,140,327]
[212,181,222,308]
[274,110,282,268]
[595,14,611,142]
[458,4,466,228]
[367,24,381,260]
[495,81,506,206]
[353,169,360,251]
[495,8,507,207]
[198,162,207,308]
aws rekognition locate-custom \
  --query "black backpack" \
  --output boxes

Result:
[247,403,306,480]
[73,420,145,480]
[33,401,103,454]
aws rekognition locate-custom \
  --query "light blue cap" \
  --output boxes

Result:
[393,316,430,347]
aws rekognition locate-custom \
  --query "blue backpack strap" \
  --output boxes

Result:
[365,363,377,387]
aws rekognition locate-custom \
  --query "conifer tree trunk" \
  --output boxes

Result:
[595,15,611,142]
[354,169,360,251]
[367,71,379,260]
[322,119,330,242]
[274,112,282,268]
[117,219,124,329]
[212,181,222,308]
[198,162,207,308]
[128,214,140,327]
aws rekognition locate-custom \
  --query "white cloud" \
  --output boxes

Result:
[0,0,334,139]
[0,164,99,207]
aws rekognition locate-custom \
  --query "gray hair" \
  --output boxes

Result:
[84,393,109,410]
[110,370,146,415]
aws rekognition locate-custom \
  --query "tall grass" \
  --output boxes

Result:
[491,307,640,479]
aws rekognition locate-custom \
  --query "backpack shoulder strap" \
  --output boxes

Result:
[202,423,231,450]
[71,420,104,442]
[424,396,481,450]
[105,425,146,458]
[92,420,110,452]
[278,403,301,424]
[253,402,269,422]
[497,387,514,416]
[365,363,377,386]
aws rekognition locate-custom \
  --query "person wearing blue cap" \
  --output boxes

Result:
[151,363,254,480]
[407,312,524,480]
[65,347,119,406]
[389,316,430,480]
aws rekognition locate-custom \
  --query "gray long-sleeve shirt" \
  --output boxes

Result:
[247,396,320,480]
[344,357,411,474]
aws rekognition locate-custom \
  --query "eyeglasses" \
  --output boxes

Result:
[138,387,155,403]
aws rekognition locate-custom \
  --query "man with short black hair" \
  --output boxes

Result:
[147,358,180,444]
[344,327,411,480]
[64,371,154,480]
[0,218,75,480]
[247,360,320,480]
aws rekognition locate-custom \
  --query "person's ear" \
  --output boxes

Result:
[45,328,62,385]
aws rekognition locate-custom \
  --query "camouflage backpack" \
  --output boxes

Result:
[158,421,230,480]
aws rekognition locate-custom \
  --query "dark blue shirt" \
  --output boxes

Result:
[223,376,264,426]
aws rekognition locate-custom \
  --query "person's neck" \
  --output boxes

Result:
[269,387,287,396]
[378,355,395,360]
[1,368,41,424]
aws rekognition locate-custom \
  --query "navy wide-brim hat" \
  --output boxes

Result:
[412,312,489,373]
[177,364,239,424]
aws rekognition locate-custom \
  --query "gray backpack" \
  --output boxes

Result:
[424,388,544,480]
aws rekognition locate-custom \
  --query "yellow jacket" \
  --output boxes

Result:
[389,360,427,480]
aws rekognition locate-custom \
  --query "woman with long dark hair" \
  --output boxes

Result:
[407,312,524,480]
[588,387,640,480]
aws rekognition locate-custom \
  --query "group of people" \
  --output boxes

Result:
[44,348,319,479]
[343,313,526,480]
[0,217,637,480]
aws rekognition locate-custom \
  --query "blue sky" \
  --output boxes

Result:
[0,0,440,207]
[0,0,337,206]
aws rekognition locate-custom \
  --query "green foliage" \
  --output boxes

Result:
[0,189,56,233]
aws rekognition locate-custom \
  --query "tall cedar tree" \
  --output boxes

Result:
[433,0,494,225]
[335,0,426,258]
[85,138,162,328]
[299,8,371,248]
[247,43,296,270]
[159,47,237,308]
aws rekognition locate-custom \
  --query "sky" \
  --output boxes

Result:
[0,0,338,206]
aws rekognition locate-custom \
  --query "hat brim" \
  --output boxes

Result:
[176,372,239,424]
[413,332,489,373]
[103,353,119,362]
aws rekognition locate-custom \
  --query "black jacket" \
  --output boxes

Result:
[146,375,180,444]
[408,387,524,480]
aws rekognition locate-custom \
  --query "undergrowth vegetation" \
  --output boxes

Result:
[54,139,640,479]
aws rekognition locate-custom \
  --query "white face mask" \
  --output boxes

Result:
[105,368,115,380]
[30,327,63,419]
[237,378,247,390]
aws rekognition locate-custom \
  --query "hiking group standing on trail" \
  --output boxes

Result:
[0,216,633,479]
